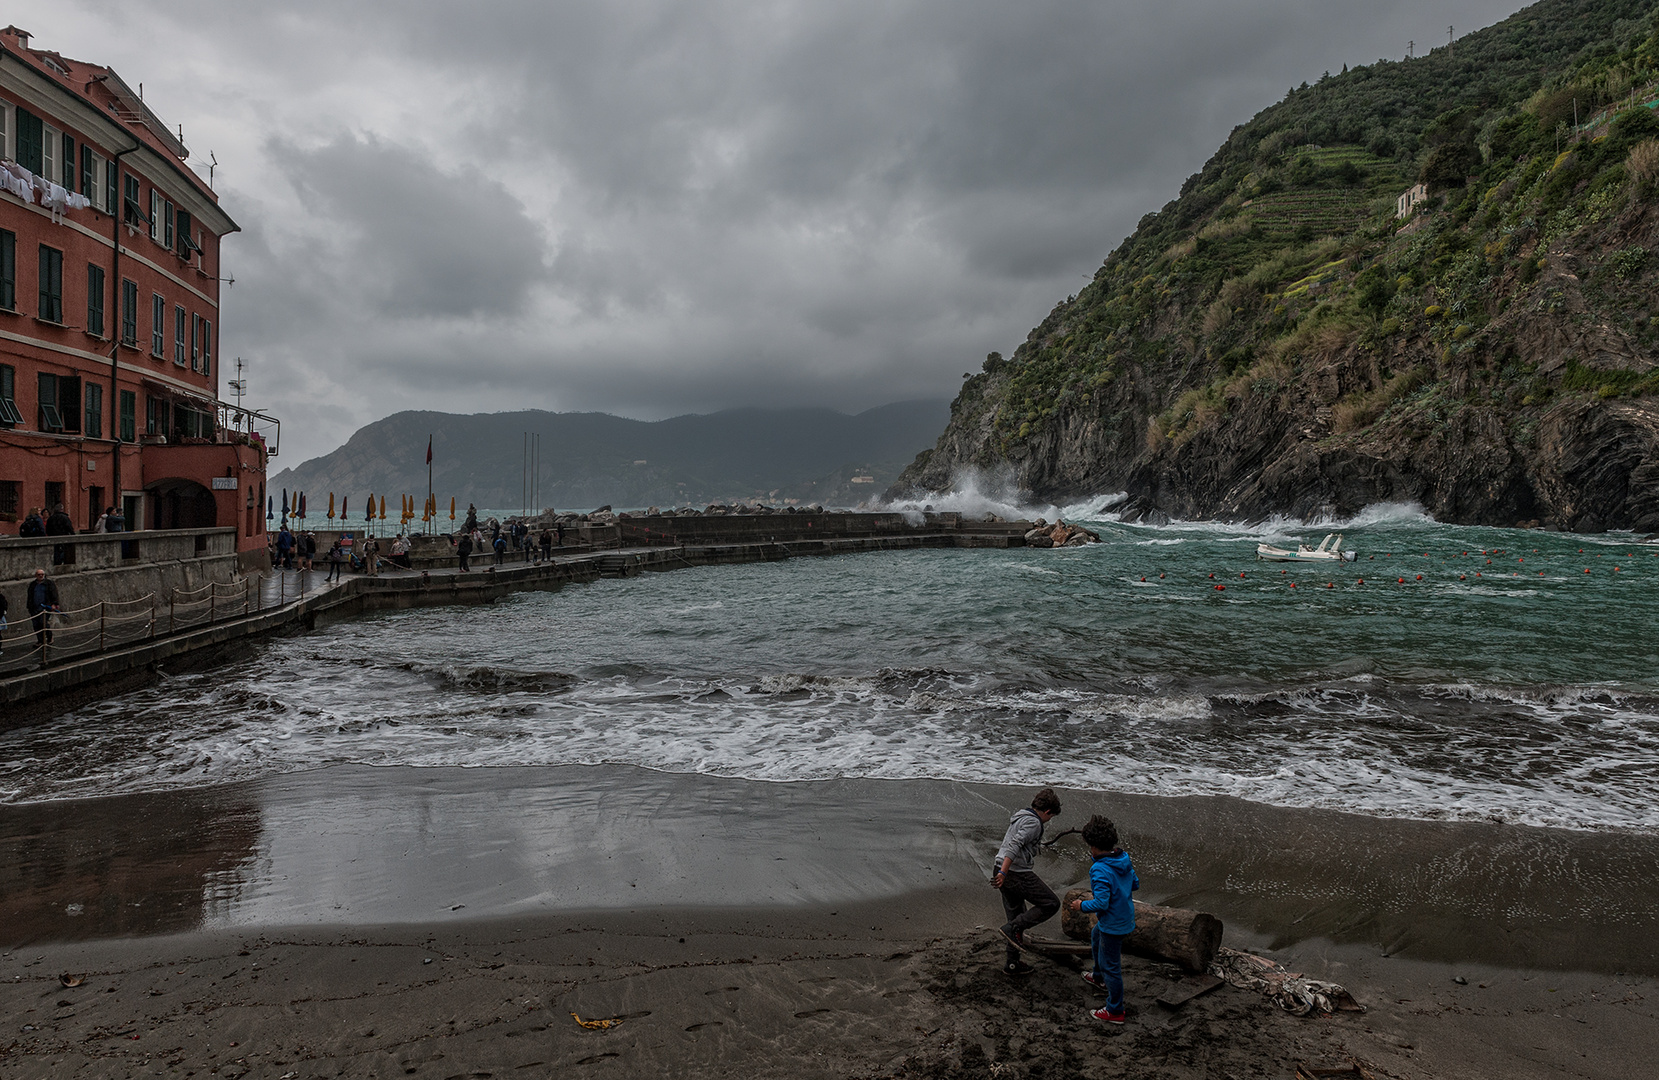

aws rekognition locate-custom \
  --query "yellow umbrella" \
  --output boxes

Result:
[379,495,387,520]
[327,492,336,520]
[449,497,456,521]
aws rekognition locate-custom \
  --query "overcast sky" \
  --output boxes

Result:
[43,0,1529,462]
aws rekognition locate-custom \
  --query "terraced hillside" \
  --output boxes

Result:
[892,0,1659,533]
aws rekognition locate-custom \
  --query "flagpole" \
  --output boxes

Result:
[426,433,433,536]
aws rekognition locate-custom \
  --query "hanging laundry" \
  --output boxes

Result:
[65,191,91,211]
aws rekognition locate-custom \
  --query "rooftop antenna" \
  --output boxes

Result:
[229,357,247,411]
[208,151,217,190]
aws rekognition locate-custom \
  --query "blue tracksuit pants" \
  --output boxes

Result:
[1092,927,1126,1012]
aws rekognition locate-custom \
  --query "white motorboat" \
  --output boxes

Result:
[1255,533,1358,562]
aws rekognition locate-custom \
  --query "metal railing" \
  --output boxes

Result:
[0,568,326,677]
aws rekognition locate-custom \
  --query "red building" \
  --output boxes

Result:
[0,26,275,567]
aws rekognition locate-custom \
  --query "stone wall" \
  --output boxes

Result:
[0,528,242,621]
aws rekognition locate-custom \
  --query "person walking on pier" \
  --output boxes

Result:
[493,533,507,565]
[363,535,381,576]
[456,531,473,572]
[325,539,345,582]
[25,568,62,653]
[539,529,553,563]
[300,532,317,572]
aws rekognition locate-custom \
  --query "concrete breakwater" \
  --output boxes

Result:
[0,513,1033,722]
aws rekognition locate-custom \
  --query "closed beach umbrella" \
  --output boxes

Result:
[341,495,348,518]
[379,495,387,520]
[281,488,289,517]
[366,493,374,521]
[299,492,307,519]
[449,496,455,521]
[267,495,273,520]
[328,492,336,520]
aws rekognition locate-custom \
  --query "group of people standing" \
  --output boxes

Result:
[453,505,565,571]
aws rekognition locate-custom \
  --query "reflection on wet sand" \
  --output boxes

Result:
[3,764,1656,975]
[0,786,262,944]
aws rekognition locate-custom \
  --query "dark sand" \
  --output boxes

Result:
[2,766,1655,1078]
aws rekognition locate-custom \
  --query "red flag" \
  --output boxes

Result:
[426,437,433,465]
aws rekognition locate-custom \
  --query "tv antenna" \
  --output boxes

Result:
[229,357,247,410]
[208,151,217,190]
[1407,40,1415,60]
[1449,26,1455,55]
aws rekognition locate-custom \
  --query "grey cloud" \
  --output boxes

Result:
[271,134,548,319]
[48,0,1533,460]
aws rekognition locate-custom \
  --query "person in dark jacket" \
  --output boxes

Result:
[493,534,507,565]
[25,568,62,650]
[0,587,8,658]
[456,532,472,572]
[18,507,46,537]
[538,529,553,563]
[325,540,345,582]
[992,786,1063,976]
[45,505,74,565]
[276,526,295,569]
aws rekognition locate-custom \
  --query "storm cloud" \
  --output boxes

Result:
[44,0,1530,459]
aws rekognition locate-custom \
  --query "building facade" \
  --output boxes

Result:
[0,26,274,565]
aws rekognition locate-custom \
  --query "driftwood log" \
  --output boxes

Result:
[1058,890,1223,973]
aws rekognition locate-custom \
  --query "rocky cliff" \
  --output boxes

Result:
[891,0,1659,533]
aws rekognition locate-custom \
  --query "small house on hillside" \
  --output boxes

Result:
[1396,183,1428,218]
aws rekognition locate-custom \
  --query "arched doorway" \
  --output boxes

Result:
[147,478,218,530]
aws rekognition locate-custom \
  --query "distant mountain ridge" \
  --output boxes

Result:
[269,402,950,512]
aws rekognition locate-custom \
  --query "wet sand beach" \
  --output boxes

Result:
[2,765,1655,1077]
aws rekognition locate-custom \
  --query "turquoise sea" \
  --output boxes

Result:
[3,500,1656,832]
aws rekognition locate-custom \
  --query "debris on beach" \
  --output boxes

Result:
[1209,947,1363,1016]
[570,1012,626,1030]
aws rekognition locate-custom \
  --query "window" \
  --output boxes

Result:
[104,159,116,215]
[121,279,137,344]
[38,245,63,323]
[119,389,135,442]
[174,304,186,365]
[86,263,105,337]
[84,382,102,438]
[0,101,9,162]
[148,189,160,241]
[122,174,144,227]
[177,209,196,259]
[146,395,168,438]
[42,123,58,184]
[151,293,165,356]
[61,131,75,190]
[163,201,174,250]
[201,318,212,376]
[14,106,42,175]
[0,363,20,426]
[38,372,80,432]
[0,480,18,520]
[0,229,13,311]
[189,312,199,371]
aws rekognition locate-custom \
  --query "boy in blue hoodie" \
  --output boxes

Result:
[1068,814,1139,1023]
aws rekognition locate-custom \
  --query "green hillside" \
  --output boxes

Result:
[896,0,1659,532]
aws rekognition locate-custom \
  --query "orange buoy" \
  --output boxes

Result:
[1141,576,1146,581]
[1326,582,1334,589]
[1416,574,1423,581]
[1240,572,1246,578]
[1459,574,1466,580]
[1356,578,1364,584]
[1289,582,1296,588]
[1476,572,1482,577]
[1216,584,1225,591]
[1585,568,1591,574]
[1159,573,1165,578]
[1209,573,1214,579]
[1486,559,1492,565]
[1398,577,1405,583]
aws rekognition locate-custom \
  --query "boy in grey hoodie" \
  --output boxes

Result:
[991,786,1062,975]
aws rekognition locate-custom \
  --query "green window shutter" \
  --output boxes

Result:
[61,132,75,189]
[85,382,101,438]
[119,389,135,442]
[80,144,93,195]
[0,230,13,311]
[87,264,105,337]
[15,108,42,175]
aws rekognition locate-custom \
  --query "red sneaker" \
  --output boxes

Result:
[1090,1006,1127,1025]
